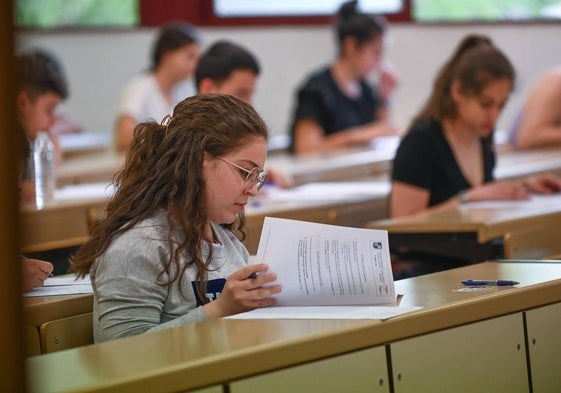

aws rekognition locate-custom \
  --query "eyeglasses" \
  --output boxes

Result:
[216,156,267,191]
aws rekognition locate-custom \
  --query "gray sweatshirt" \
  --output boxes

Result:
[91,211,248,342]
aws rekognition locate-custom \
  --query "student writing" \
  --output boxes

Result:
[390,34,561,218]
[290,0,398,154]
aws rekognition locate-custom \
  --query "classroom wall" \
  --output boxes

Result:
[17,22,561,140]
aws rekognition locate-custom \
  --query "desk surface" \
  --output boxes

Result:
[27,261,561,393]
[369,194,561,243]
[24,294,93,328]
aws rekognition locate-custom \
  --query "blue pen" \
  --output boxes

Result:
[461,279,520,286]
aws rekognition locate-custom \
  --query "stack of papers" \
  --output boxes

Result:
[23,275,92,297]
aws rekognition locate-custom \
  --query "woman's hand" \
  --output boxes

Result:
[22,258,53,292]
[202,264,282,319]
[522,174,561,194]
[467,180,530,202]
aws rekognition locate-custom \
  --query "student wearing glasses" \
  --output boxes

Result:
[72,94,281,342]
[391,35,561,218]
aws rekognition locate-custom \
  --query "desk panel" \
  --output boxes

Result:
[230,346,388,393]
[24,294,93,329]
[525,302,561,393]
[391,313,528,393]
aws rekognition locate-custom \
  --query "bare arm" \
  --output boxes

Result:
[292,118,397,154]
[390,180,531,218]
[515,69,561,149]
[115,114,137,152]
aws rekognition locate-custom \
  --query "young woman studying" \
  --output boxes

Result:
[115,22,201,152]
[72,95,281,342]
[290,0,398,154]
[390,35,561,218]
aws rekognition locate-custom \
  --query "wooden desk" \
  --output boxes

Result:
[21,180,390,256]
[496,146,561,179]
[24,293,93,356]
[20,198,108,253]
[26,261,561,393]
[59,132,112,160]
[24,294,93,329]
[57,150,124,187]
[367,196,561,262]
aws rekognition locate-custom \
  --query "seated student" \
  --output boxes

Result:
[195,40,260,105]
[391,35,561,218]
[115,21,201,152]
[290,0,398,154]
[71,95,282,342]
[509,66,561,149]
[195,40,290,187]
[16,49,69,200]
[15,65,56,290]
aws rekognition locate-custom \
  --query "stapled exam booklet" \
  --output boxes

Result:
[227,217,421,320]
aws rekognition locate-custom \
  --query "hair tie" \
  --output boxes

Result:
[161,114,173,132]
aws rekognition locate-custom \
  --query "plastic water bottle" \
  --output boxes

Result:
[33,132,56,208]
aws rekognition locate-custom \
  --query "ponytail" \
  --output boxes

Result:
[412,34,514,124]
[335,0,386,51]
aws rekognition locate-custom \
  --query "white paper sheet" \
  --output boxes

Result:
[54,182,115,201]
[256,182,390,203]
[254,217,396,306]
[23,275,93,297]
[226,305,422,320]
[459,193,561,210]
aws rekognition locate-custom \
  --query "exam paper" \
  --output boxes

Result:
[23,275,93,297]
[459,193,561,210]
[226,305,422,320]
[255,217,395,306]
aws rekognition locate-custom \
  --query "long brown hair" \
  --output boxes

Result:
[412,34,515,124]
[72,94,268,300]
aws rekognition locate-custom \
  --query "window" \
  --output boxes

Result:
[15,0,560,29]
[213,0,403,17]
[414,0,561,22]
[15,0,139,29]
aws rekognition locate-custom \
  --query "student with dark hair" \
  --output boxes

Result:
[195,40,291,187]
[391,35,561,218]
[290,0,398,154]
[72,95,281,342]
[115,21,201,152]
[196,40,260,105]
[16,49,69,202]
[15,49,62,290]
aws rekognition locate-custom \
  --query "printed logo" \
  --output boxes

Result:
[192,278,226,306]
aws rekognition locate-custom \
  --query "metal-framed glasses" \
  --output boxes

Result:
[217,156,267,191]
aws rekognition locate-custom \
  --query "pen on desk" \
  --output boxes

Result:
[461,279,519,286]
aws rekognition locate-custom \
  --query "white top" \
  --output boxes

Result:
[117,73,194,124]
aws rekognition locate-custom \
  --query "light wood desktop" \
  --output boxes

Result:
[367,196,561,262]
[26,261,561,393]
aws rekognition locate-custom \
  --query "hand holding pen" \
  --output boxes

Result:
[202,263,281,319]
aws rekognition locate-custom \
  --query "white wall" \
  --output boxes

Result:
[17,23,561,140]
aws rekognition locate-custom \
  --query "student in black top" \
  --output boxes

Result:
[391,35,561,218]
[290,0,398,154]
